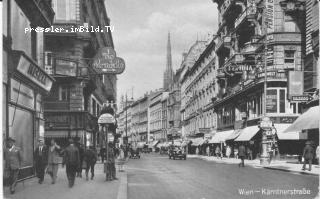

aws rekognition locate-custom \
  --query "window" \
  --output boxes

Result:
[92,98,96,116]
[266,89,278,113]
[284,15,297,32]
[279,89,286,113]
[52,0,76,21]
[31,30,37,61]
[284,50,295,63]
[59,86,69,101]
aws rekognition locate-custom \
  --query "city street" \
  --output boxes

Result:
[126,153,319,199]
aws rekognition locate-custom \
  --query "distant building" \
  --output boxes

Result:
[163,32,174,91]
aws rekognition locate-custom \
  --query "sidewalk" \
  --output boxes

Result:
[3,163,128,199]
[188,154,320,176]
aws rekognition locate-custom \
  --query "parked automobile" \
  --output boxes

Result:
[168,146,186,160]
[129,148,140,159]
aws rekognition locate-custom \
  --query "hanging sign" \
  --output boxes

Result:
[98,113,115,124]
[92,47,125,74]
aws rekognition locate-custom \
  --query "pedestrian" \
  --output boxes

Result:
[34,138,48,184]
[4,137,22,194]
[302,141,315,171]
[105,142,117,181]
[226,145,231,159]
[83,146,97,181]
[206,145,210,157]
[247,147,253,160]
[238,144,246,167]
[75,142,84,178]
[100,147,106,163]
[195,147,199,155]
[47,139,61,184]
[234,147,238,159]
[116,145,126,172]
[215,146,221,159]
[62,138,80,188]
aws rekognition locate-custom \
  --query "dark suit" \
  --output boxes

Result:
[4,146,22,192]
[34,146,48,183]
[84,149,97,180]
[63,144,80,187]
[302,144,314,171]
[238,145,246,167]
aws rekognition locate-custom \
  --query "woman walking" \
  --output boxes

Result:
[47,139,61,184]
[116,145,126,172]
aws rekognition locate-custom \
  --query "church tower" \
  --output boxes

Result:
[163,32,174,91]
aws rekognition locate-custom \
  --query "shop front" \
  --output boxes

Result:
[7,51,54,180]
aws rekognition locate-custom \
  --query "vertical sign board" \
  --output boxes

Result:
[288,71,304,99]
[266,0,274,33]
[266,90,277,113]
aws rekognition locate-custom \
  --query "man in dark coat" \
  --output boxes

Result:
[34,138,48,184]
[302,141,315,171]
[238,144,246,167]
[106,142,117,181]
[100,148,106,163]
[4,137,22,194]
[75,142,84,178]
[83,146,97,181]
[63,139,80,188]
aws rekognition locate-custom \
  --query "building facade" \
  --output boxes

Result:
[43,0,116,148]
[149,91,166,141]
[212,0,307,156]
[3,0,55,179]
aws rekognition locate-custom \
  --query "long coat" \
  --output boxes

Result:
[34,145,48,168]
[303,145,314,160]
[238,145,246,157]
[4,146,22,170]
[48,145,61,164]
[84,149,97,165]
[63,145,80,166]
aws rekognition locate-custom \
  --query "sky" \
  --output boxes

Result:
[105,0,218,102]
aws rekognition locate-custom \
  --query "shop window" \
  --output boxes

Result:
[59,85,69,101]
[290,103,302,114]
[284,15,297,32]
[284,50,295,63]
[266,89,277,113]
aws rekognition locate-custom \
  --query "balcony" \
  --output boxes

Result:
[256,71,287,82]
[266,32,302,44]
[234,6,257,30]
[220,0,234,16]
[216,35,232,52]
[15,0,55,28]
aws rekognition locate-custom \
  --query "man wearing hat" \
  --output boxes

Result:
[34,138,48,184]
[302,141,315,171]
[4,137,22,194]
[62,138,80,188]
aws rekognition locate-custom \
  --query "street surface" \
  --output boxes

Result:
[126,153,319,199]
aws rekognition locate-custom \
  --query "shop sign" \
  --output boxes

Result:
[226,64,253,73]
[10,78,35,110]
[288,71,304,99]
[92,47,125,74]
[266,89,277,113]
[266,0,274,33]
[98,113,115,124]
[17,56,53,92]
[291,95,312,102]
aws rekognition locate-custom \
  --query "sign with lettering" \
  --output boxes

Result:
[93,47,125,74]
[266,0,274,33]
[98,113,115,124]
[288,71,304,99]
[291,95,313,102]
[16,55,53,92]
[226,64,253,73]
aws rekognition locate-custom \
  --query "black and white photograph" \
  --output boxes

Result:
[1,0,320,198]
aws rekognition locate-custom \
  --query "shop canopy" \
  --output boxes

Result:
[225,129,241,141]
[173,140,182,146]
[152,140,160,147]
[235,126,260,142]
[191,138,205,146]
[209,130,234,143]
[137,142,146,148]
[274,124,308,140]
[284,106,319,133]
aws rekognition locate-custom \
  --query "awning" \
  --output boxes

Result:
[209,130,234,143]
[152,140,160,147]
[191,138,205,146]
[225,129,241,141]
[173,140,182,146]
[235,126,260,142]
[274,124,307,140]
[137,142,146,148]
[284,106,319,133]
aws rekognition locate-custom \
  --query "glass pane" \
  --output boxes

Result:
[56,0,67,20]
[284,21,296,32]
[280,89,286,113]
[9,106,34,167]
[266,89,277,113]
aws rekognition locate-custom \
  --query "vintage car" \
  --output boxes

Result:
[168,146,186,160]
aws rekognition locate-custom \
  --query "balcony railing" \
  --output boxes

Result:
[234,6,257,29]
[220,0,234,16]
[15,0,55,28]
[44,101,70,111]
[216,35,231,52]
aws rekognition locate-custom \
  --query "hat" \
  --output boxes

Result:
[7,137,15,142]
[306,141,312,145]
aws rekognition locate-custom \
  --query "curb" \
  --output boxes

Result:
[117,171,128,199]
[189,155,319,176]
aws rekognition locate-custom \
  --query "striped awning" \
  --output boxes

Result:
[209,130,234,143]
